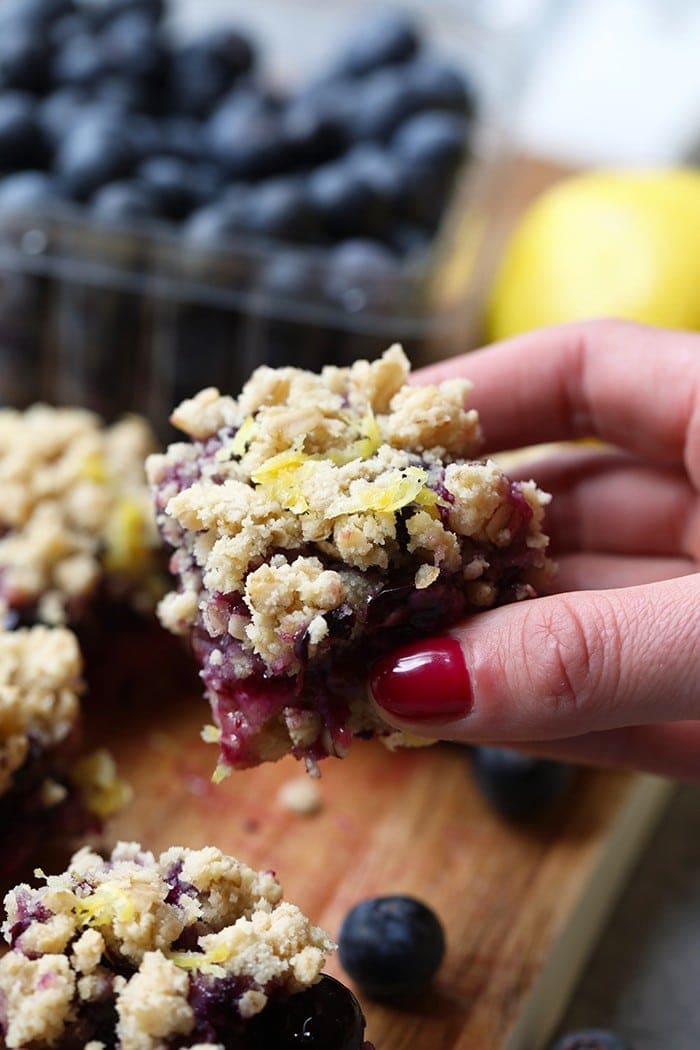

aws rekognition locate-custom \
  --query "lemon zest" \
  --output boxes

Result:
[201,724,222,744]
[79,451,108,483]
[229,416,258,458]
[70,749,133,819]
[104,499,149,574]
[212,762,232,784]
[341,467,428,515]
[73,883,136,927]
[168,942,230,976]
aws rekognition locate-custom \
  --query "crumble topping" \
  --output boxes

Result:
[0,842,335,1050]
[0,625,82,798]
[147,345,552,770]
[0,406,160,625]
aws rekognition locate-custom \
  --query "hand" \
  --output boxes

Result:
[369,320,700,781]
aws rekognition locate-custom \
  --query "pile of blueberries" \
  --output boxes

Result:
[0,0,475,271]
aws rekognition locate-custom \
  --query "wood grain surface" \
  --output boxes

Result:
[80,624,671,1050]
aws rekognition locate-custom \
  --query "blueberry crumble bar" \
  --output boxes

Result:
[0,406,160,627]
[0,624,85,883]
[0,842,371,1050]
[148,345,552,774]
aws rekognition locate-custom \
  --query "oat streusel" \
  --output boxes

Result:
[147,345,553,773]
[0,842,347,1050]
[0,406,160,626]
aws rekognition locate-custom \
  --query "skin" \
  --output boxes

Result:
[371,320,700,781]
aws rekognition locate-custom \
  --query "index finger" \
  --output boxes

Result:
[415,320,700,483]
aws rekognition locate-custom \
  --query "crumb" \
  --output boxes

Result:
[277,776,323,816]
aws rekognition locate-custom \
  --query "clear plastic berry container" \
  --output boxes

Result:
[0,0,537,434]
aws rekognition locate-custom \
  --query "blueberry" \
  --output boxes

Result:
[307,160,387,239]
[183,195,251,249]
[244,974,367,1050]
[469,747,575,821]
[89,0,164,29]
[392,110,468,173]
[0,0,74,27]
[56,111,135,199]
[0,94,48,171]
[245,178,322,243]
[331,10,419,78]
[51,32,104,88]
[93,76,152,115]
[99,10,165,81]
[50,12,89,48]
[339,895,445,998]
[90,179,160,223]
[344,144,404,207]
[0,171,65,214]
[38,87,88,147]
[281,97,346,167]
[550,1030,631,1050]
[206,103,287,180]
[387,221,431,259]
[137,156,203,220]
[405,56,476,117]
[156,117,206,161]
[324,238,398,312]
[0,21,50,92]
[169,30,255,118]
[346,67,419,142]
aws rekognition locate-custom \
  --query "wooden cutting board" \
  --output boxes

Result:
[81,624,672,1050]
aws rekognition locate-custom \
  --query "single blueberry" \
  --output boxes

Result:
[405,56,476,117]
[169,30,255,118]
[122,114,166,160]
[153,116,204,161]
[0,0,74,28]
[99,9,166,81]
[331,10,419,78]
[94,76,154,115]
[392,110,468,174]
[387,221,431,259]
[325,238,398,298]
[258,249,317,297]
[245,178,322,243]
[56,111,136,199]
[51,32,104,88]
[281,97,346,167]
[0,171,65,214]
[207,107,287,180]
[183,196,251,249]
[0,93,49,171]
[137,156,202,220]
[346,66,420,142]
[344,144,404,207]
[89,0,164,29]
[469,747,575,821]
[49,12,88,49]
[307,160,387,239]
[550,1030,631,1050]
[0,21,50,93]
[90,179,160,223]
[245,974,367,1050]
[38,87,88,147]
[339,895,445,998]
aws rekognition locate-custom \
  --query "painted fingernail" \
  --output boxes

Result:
[370,636,472,722]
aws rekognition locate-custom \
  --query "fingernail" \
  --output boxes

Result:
[370,636,472,722]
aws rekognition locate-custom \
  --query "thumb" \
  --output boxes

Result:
[369,574,700,742]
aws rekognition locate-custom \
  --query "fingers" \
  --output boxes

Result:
[506,722,700,783]
[414,320,700,481]
[508,447,698,558]
[553,553,697,591]
[369,573,700,743]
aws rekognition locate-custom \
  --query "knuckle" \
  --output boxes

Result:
[522,594,622,724]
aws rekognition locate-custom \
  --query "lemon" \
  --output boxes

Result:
[488,168,700,340]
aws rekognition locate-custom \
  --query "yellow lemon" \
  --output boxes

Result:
[488,168,700,340]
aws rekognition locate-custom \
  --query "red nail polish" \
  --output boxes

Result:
[370,636,472,722]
